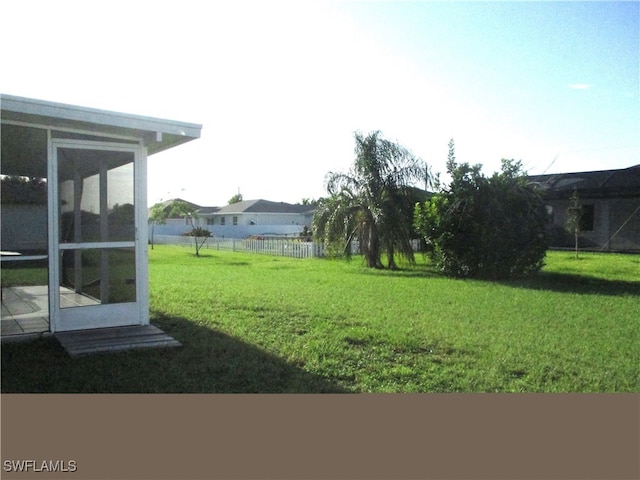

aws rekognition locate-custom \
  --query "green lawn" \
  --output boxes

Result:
[2,246,638,392]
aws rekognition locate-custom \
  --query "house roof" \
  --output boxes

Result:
[152,198,204,217]
[149,198,315,217]
[528,165,640,199]
[1,94,202,155]
[195,206,221,215]
[214,199,314,215]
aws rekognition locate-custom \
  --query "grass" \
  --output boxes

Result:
[1,250,136,303]
[2,246,639,392]
[0,258,48,286]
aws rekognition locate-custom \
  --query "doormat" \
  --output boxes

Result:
[55,324,182,357]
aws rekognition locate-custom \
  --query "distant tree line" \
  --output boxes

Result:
[1,175,47,204]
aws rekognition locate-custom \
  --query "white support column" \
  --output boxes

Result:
[48,130,59,332]
[73,170,83,293]
[100,162,110,303]
[136,145,150,326]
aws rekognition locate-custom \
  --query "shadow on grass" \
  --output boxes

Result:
[351,261,640,297]
[502,271,640,297]
[1,313,350,393]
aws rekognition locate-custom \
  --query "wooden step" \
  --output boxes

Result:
[56,325,181,357]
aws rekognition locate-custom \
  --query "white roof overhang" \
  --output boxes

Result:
[1,94,202,155]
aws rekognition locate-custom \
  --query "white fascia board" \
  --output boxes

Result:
[1,94,202,154]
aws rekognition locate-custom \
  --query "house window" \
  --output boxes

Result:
[206,218,214,225]
[233,216,238,226]
[220,217,225,226]
[580,204,595,231]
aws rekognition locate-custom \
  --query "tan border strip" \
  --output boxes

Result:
[2,394,639,479]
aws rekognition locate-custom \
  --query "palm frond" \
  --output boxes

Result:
[314,130,430,268]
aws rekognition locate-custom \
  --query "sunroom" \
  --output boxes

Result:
[1,94,201,345]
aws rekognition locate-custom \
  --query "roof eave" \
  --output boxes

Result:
[1,94,202,155]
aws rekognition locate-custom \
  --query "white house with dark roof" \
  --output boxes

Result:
[202,199,314,238]
[151,198,314,239]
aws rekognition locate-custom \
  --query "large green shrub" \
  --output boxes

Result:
[414,156,549,279]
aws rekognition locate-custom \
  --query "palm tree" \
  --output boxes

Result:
[313,131,428,269]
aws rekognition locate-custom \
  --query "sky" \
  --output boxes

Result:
[2,0,638,207]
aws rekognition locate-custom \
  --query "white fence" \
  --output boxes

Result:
[210,237,323,259]
[152,235,325,258]
[151,235,421,259]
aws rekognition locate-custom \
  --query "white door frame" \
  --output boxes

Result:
[48,139,149,332]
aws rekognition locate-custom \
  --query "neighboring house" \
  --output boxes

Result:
[529,164,640,252]
[151,198,314,239]
[203,199,314,238]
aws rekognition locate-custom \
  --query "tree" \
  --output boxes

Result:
[148,203,168,250]
[184,219,212,257]
[414,148,549,279]
[566,188,582,259]
[148,200,206,255]
[168,200,196,218]
[313,130,428,269]
[176,202,210,257]
[1,175,47,205]
[228,193,243,204]
[299,225,313,241]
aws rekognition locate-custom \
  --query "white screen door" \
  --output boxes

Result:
[51,141,143,332]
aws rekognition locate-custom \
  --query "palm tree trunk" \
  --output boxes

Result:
[387,243,397,269]
[365,222,383,268]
